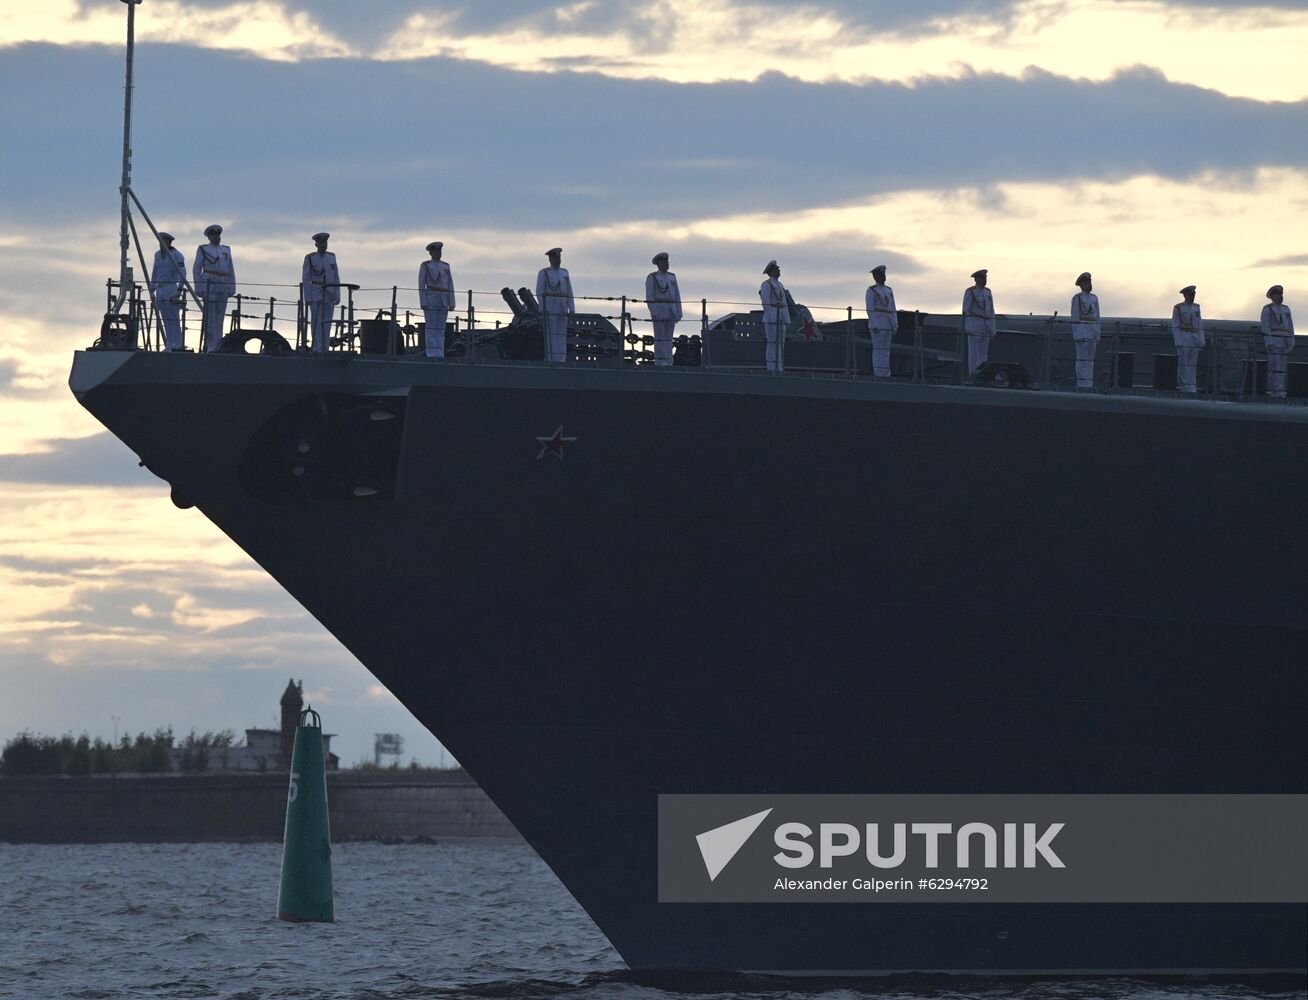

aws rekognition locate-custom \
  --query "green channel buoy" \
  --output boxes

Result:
[276,706,335,922]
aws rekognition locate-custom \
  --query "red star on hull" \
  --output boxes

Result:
[535,425,577,459]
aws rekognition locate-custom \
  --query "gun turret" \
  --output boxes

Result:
[500,287,526,319]
[517,288,540,314]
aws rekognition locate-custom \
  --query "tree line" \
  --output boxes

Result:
[0,729,237,776]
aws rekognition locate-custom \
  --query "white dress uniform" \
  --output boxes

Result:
[1071,290,1101,388]
[536,263,575,363]
[152,244,187,351]
[302,248,341,353]
[193,242,236,352]
[1171,296,1205,393]
[419,258,456,359]
[1261,295,1295,399]
[865,281,897,378]
[962,284,996,374]
[760,271,791,372]
[645,265,682,367]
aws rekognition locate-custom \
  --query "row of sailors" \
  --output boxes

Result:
[149,231,669,364]
[151,231,1297,394]
[540,248,685,365]
[1056,273,1292,402]
[151,227,353,355]
[745,264,1294,393]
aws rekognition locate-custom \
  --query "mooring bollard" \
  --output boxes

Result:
[276,706,334,922]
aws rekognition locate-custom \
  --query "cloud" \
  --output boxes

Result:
[169,593,272,634]
[50,0,354,59]
[3,44,1304,241]
[175,0,1308,60]
[0,360,21,391]
[0,483,453,765]
[0,433,158,487]
[70,0,1020,51]
[378,0,1308,102]
[0,345,70,395]
[1251,252,1308,268]
[21,1,1308,101]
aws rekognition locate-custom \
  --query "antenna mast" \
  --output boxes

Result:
[116,0,143,312]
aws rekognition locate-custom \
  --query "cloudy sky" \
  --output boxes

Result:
[1,0,1305,766]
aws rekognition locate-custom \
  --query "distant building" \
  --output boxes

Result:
[279,676,301,769]
[174,679,339,773]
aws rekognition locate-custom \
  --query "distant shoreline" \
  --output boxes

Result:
[0,771,520,844]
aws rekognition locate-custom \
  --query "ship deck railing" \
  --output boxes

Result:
[98,278,1301,404]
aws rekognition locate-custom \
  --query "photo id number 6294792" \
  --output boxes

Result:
[918,878,989,891]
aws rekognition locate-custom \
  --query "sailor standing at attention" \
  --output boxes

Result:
[865,265,897,378]
[193,224,235,352]
[152,232,187,351]
[302,232,341,354]
[419,241,455,359]
[1171,285,1204,394]
[1071,272,1101,389]
[760,260,790,373]
[1261,284,1295,399]
[645,252,682,367]
[536,248,575,363]
[962,268,996,375]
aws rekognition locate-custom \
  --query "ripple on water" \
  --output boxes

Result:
[0,844,1303,1000]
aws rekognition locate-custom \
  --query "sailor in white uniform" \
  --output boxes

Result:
[419,241,455,359]
[645,252,682,367]
[535,248,575,363]
[1171,285,1204,394]
[152,232,187,351]
[193,224,235,352]
[760,260,790,373]
[1071,272,1101,389]
[302,232,341,354]
[1261,284,1295,399]
[962,269,996,375]
[865,264,897,378]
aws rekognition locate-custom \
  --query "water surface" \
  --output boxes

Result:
[0,843,1300,1000]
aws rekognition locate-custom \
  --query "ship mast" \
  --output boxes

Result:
[114,0,142,312]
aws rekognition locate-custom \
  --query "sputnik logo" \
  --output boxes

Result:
[695,808,773,881]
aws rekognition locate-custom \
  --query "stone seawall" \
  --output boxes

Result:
[0,773,520,843]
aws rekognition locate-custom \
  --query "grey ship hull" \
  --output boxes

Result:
[70,351,1308,974]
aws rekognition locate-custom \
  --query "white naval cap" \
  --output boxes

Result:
[1267,284,1284,298]
[157,232,174,242]
[203,224,222,236]
[1076,271,1092,285]
[312,231,330,241]
[426,241,443,252]
[763,259,779,273]
[546,247,563,256]
[1179,284,1197,294]
[652,251,669,264]
[971,268,988,279]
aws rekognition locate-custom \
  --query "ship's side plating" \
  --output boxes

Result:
[71,352,1308,973]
